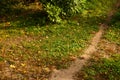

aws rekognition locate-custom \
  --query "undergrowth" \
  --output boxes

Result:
[104,9,120,45]
[0,0,118,79]
[75,5,120,80]
[75,54,120,80]
[0,13,98,79]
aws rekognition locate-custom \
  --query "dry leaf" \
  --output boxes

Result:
[10,64,16,68]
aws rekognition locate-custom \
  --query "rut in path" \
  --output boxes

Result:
[49,1,120,80]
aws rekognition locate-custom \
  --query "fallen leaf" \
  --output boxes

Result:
[43,67,51,73]
[10,64,16,68]
[21,63,26,67]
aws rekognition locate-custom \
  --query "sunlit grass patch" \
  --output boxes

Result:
[0,19,98,68]
[104,23,120,45]
[75,54,120,80]
[0,19,98,79]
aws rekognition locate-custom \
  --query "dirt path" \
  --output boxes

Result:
[49,24,105,80]
[49,1,120,80]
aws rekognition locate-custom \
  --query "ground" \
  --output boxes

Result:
[0,0,120,80]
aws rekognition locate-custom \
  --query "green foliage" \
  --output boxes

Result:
[104,21,120,45]
[36,21,98,68]
[81,0,117,19]
[45,3,62,23]
[104,6,120,45]
[40,0,87,23]
[0,16,98,69]
[110,9,120,24]
[77,54,120,80]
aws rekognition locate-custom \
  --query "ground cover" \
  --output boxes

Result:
[74,11,120,80]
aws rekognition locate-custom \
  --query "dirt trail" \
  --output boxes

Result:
[49,1,120,80]
[49,24,105,80]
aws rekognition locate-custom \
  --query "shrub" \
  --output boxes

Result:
[40,0,87,23]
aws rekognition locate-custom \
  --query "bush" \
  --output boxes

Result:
[40,0,87,23]
[45,3,62,23]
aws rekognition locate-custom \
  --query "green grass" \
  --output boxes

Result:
[0,0,118,79]
[0,17,98,67]
[81,0,117,21]
[75,10,120,80]
[104,10,120,45]
[75,54,120,80]
[74,1,120,80]
[0,15,98,79]
[74,24,120,80]
[104,25,120,45]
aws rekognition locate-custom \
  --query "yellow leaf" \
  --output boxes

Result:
[43,67,51,72]
[21,63,26,67]
[23,70,27,73]
[10,64,16,68]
